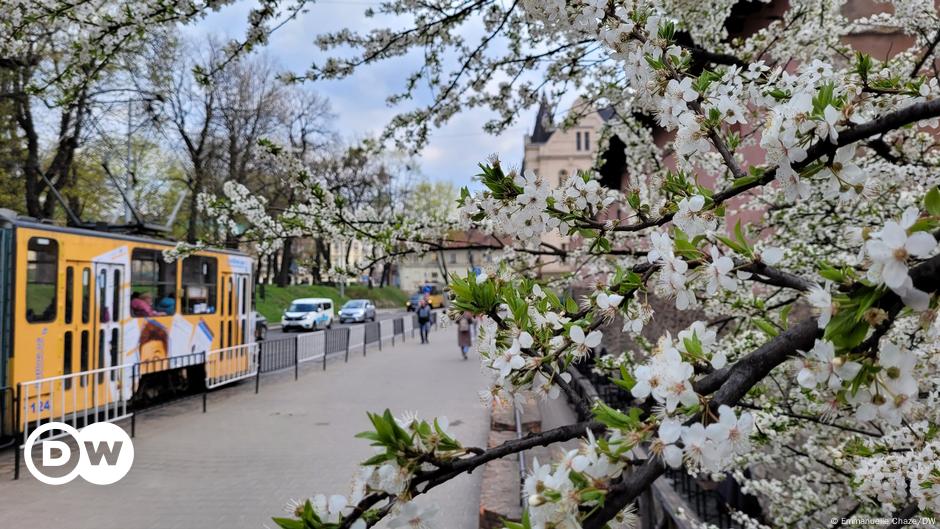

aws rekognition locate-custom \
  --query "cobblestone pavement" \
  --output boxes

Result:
[0,326,489,529]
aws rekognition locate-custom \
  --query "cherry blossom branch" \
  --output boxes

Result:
[582,253,940,528]
[337,419,603,528]
[571,98,940,233]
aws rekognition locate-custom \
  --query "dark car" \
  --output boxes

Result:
[253,311,268,341]
[405,293,424,312]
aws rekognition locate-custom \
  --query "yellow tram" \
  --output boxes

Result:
[0,211,255,433]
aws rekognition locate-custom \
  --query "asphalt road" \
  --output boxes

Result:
[263,309,411,341]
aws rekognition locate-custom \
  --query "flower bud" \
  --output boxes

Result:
[528,494,546,507]
[863,308,888,327]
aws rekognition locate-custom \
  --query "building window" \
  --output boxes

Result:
[584,131,590,151]
[181,256,217,315]
[25,237,58,323]
[576,131,582,151]
[449,252,457,264]
[131,249,177,316]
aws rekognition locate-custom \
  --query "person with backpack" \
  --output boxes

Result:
[457,310,473,360]
[416,299,432,343]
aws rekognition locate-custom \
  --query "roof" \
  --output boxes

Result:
[442,229,505,249]
[528,96,617,145]
[530,95,555,143]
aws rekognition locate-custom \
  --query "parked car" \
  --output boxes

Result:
[339,299,376,323]
[281,298,334,331]
[405,293,423,312]
[253,311,268,341]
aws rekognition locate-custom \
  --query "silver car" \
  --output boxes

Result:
[338,299,376,323]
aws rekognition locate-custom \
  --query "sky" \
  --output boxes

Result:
[186,1,538,191]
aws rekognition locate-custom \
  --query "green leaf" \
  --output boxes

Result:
[565,297,579,314]
[924,186,940,216]
[271,517,305,529]
[715,235,746,255]
[752,317,779,337]
[592,402,642,430]
[615,365,636,391]
[732,174,760,189]
[779,303,794,330]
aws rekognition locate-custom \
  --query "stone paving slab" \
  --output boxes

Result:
[0,327,489,529]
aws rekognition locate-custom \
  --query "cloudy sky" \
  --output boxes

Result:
[187,1,538,190]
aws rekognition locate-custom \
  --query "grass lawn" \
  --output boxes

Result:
[254,284,410,322]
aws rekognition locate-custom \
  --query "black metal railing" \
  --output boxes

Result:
[325,327,350,363]
[568,352,751,529]
[392,318,405,345]
[365,321,381,352]
[259,337,299,374]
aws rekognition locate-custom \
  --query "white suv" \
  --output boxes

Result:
[281,298,334,331]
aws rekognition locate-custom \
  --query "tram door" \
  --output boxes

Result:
[93,262,124,390]
[220,272,252,348]
[64,262,95,396]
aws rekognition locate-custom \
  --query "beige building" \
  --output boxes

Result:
[522,98,619,275]
[398,231,498,293]
[329,238,372,283]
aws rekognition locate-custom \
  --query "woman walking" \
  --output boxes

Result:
[457,310,473,360]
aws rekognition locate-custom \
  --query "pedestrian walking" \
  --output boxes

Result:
[416,299,432,343]
[457,310,473,360]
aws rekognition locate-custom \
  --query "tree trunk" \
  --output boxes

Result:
[276,237,293,287]
[186,169,203,243]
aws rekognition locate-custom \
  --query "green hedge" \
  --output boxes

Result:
[254,284,409,322]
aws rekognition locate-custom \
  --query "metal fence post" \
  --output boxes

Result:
[255,346,262,394]
[130,363,137,438]
[294,335,300,380]
[201,353,207,413]
[13,383,21,480]
[363,328,367,357]
[344,328,350,362]
[322,333,327,371]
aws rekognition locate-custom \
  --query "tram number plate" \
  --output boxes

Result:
[29,400,51,414]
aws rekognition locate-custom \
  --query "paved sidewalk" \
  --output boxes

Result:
[0,328,488,529]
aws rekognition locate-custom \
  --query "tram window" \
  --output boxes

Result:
[98,329,105,383]
[113,269,121,319]
[81,268,90,324]
[98,270,108,322]
[131,249,177,316]
[110,329,119,381]
[65,267,74,324]
[25,237,58,323]
[80,330,89,386]
[240,277,247,315]
[63,331,73,389]
[182,256,217,315]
